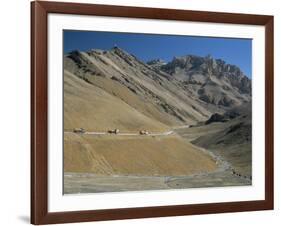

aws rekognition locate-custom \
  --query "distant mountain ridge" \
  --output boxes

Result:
[64,46,251,130]
[149,54,251,107]
[150,54,251,93]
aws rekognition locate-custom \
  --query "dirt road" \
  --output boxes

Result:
[64,128,179,137]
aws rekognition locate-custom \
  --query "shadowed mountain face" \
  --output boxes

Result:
[64,47,251,129]
[191,102,252,176]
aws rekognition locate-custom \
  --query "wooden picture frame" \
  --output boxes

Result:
[31,1,274,224]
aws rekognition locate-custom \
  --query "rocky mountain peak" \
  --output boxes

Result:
[158,54,251,94]
[109,46,142,66]
[110,46,132,57]
[147,58,166,64]
[161,54,243,75]
[147,59,166,70]
[65,47,251,113]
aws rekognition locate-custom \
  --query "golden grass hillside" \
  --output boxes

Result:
[64,70,169,132]
[64,133,217,176]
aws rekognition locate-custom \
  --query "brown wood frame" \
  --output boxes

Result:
[31,1,274,224]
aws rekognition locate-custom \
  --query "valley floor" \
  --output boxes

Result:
[64,169,251,194]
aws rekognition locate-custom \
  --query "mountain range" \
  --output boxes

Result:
[64,46,251,132]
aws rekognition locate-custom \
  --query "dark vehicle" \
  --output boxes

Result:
[73,128,85,134]
[108,129,120,134]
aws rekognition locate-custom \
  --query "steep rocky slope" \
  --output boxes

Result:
[64,70,169,132]
[150,55,251,108]
[64,47,251,127]
[64,48,205,126]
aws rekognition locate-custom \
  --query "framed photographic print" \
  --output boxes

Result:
[31,1,274,225]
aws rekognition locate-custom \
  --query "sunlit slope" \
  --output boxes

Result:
[64,70,168,132]
[64,133,217,176]
[64,48,212,125]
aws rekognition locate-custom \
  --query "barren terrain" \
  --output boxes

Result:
[63,47,252,194]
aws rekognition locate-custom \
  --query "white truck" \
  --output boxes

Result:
[139,130,149,135]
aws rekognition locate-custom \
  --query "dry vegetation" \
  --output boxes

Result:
[64,133,217,176]
[64,70,168,132]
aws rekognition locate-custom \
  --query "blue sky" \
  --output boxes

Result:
[64,30,252,78]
